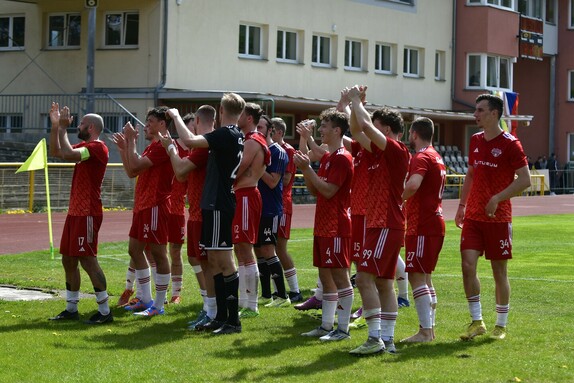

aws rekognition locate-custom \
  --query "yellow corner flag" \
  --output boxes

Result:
[14,138,54,259]
[15,138,47,173]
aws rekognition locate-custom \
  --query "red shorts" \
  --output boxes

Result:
[129,204,169,244]
[187,220,206,260]
[278,212,292,239]
[357,227,404,279]
[351,214,366,263]
[60,215,102,257]
[461,219,513,260]
[405,235,444,274]
[168,213,186,244]
[232,187,262,245]
[313,236,351,269]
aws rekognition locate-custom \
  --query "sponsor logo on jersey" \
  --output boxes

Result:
[361,261,368,267]
[326,259,333,264]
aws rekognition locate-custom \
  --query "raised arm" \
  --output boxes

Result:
[296,120,325,162]
[167,108,209,149]
[157,130,197,182]
[348,86,387,152]
[122,122,153,177]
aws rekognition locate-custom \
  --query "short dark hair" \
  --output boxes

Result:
[243,102,264,125]
[411,117,434,142]
[182,113,195,125]
[259,115,272,137]
[195,105,216,122]
[476,94,503,121]
[147,106,170,122]
[372,107,403,135]
[319,108,349,137]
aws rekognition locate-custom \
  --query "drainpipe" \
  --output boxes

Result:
[450,0,457,109]
[548,55,556,156]
[154,0,168,105]
[86,6,96,113]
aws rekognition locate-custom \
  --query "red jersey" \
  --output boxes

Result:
[350,140,372,216]
[405,146,446,236]
[280,141,297,215]
[366,139,411,230]
[466,131,528,222]
[134,140,174,213]
[68,140,108,216]
[186,147,209,222]
[313,148,354,238]
[245,131,271,166]
[168,140,190,215]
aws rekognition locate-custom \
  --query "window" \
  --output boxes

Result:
[276,29,298,62]
[344,39,362,70]
[312,34,331,67]
[569,133,574,162]
[0,114,23,133]
[403,47,421,77]
[239,24,262,58]
[105,12,139,47]
[0,15,25,50]
[468,0,513,9]
[467,53,512,90]
[569,70,574,101]
[518,0,542,19]
[48,13,81,48]
[102,114,137,133]
[570,0,574,28]
[375,43,393,74]
[435,50,446,80]
[545,0,556,24]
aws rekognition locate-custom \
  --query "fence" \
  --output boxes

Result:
[0,163,571,213]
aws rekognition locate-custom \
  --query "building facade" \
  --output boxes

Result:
[1,0,572,169]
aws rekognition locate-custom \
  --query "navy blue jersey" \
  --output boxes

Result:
[201,125,244,213]
[258,142,288,217]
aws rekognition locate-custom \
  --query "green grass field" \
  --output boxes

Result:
[1,215,573,383]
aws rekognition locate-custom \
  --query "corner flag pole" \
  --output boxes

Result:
[15,138,54,259]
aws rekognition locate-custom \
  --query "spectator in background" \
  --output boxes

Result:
[547,153,558,194]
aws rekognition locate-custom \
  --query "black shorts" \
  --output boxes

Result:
[201,209,234,250]
[255,215,279,247]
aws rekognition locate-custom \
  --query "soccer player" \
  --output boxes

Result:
[400,117,446,343]
[233,103,269,317]
[294,108,354,342]
[160,93,245,335]
[270,117,302,303]
[48,102,112,324]
[112,106,174,317]
[160,107,216,329]
[255,116,290,308]
[456,94,531,341]
[347,86,411,355]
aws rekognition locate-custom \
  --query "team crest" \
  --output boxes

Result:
[491,148,502,157]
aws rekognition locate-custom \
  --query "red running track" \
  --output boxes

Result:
[1,195,573,255]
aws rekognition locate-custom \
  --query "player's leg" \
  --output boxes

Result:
[402,272,432,343]
[80,256,113,324]
[169,242,183,303]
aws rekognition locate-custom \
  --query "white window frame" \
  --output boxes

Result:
[312,34,332,67]
[435,50,446,80]
[403,47,421,77]
[0,15,25,50]
[344,39,363,71]
[239,23,263,59]
[467,0,514,10]
[276,29,298,63]
[466,53,513,90]
[47,13,81,49]
[375,43,393,74]
[545,0,556,24]
[104,11,139,48]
